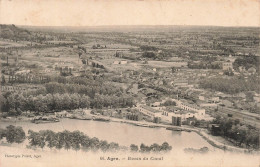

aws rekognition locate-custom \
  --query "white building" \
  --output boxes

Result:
[113,61,120,64]
[136,105,161,118]
[222,62,233,71]
[120,60,128,64]
[175,100,206,116]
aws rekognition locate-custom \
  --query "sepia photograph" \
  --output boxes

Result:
[0,0,259,166]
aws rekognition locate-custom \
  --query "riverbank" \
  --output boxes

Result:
[97,116,260,154]
[0,116,259,154]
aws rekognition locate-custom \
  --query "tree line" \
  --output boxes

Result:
[0,125,173,153]
[45,82,123,98]
[27,130,120,152]
[211,116,259,149]
[1,92,135,115]
[199,76,260,94]
[233,55,259,72]
[130,142,172,153]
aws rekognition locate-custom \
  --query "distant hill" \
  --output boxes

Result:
[0,24,31,41]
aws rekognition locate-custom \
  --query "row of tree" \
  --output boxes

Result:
[1,92,135,115]
[199,76,260,94]
[130,142,172,153]
[45,82,123,98]
[0,126,173,153]
[188,62,221,69]
[28,130,120,152]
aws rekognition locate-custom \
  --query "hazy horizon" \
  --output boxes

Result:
[0,0,259,27]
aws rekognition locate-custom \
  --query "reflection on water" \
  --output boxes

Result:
[1,119,259,167]
[171,131,182,136]
[0,118,213,150]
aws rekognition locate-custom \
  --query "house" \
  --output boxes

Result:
[222,62,233,71]
[209,97,220,103]
[113,61,120,64]
[120,60,127,64]
[199,95,206,101]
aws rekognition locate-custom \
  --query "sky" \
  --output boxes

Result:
[0,0,259,27]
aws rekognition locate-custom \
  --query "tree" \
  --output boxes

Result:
[1,75,5,84]
[5,125,25,144]
[100,140,109,152]
[161,142,172,152]
[109,142,119,152]
[90,137,100,151]
[140,143,150,152]
[80,135,90,151]
[130,144,139,152]
[28,130,44,148]
[44,130,57,149]
[63,130,72,151]
[55,132,65,150]
[162,100,176,106]
[150,143,160,152]
[70,131,82,152]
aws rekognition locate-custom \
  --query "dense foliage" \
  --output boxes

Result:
[1,92,135,115]
[140,45,158,51]
[161,100,176,106]
[188,61,221,69]
[0,125,26,143]
[0,126,173,153]
[142,52,156,59]
[1,75,135,115]
[28,129,120,152]
[45,82,123,97]
[211,117,259,149]
[233,55,259,71]
[199,76,260,94]
[130,142,172,153]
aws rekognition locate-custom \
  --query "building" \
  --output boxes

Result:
[126,113,142,121]
[113,61,120,64]
[136,105,161,118]
[176,100,205,116]
[120,60,127,64]
[222,62,233,71]
[172,116,182,126]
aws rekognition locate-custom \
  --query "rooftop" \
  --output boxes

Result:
[140,105,161,113]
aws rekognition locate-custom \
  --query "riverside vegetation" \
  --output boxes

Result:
[0,125,172,153]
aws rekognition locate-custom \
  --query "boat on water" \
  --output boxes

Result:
[92,116,110,122]
[69,115,92,120]
[166,127,182,131]
[136,124,149,127]
[166,127,192,132]
[31,116,60,124]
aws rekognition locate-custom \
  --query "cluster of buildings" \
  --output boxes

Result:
[135,98,212,126]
